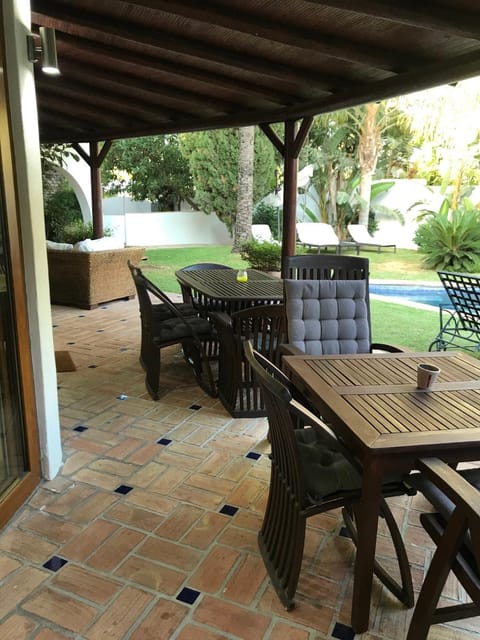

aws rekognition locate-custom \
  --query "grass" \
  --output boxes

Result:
[141,244,441,351]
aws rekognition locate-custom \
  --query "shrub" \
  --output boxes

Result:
[414,206,480,272]
[44,180,82,242]
[240,239,281,271]
[61,221,113,244]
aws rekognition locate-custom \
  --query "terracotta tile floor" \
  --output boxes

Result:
[0,298,479,639]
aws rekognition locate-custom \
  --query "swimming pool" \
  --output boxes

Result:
[369,283,449,308]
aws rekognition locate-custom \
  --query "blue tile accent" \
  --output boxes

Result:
[116,394,128,400]
[43,556,68,572]
[176,587,200,605]
[156,438,172,446]
[73,425,88,432]
[189,404,201,411]
[246,451,261,460]
[332,622,355,640]
[219,504,239,516]
[339,526,352,539]
[114,484,133,495]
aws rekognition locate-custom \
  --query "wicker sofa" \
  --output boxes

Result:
[47,246,145,309]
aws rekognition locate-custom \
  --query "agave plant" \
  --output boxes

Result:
[414,197,480,272]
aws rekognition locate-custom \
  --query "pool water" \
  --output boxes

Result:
[370,283,450,307]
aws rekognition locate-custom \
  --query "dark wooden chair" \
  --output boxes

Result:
[407,458,480,640]
[212,304,287,417]
[177,263,233,308]
[128,261,217,400]
[244,340,414,611]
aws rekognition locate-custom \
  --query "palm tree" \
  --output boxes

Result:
[233,126,255,251]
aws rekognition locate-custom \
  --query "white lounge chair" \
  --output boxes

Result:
[347,224,396,253]
[252,224,280,244]
[296,222,353,254]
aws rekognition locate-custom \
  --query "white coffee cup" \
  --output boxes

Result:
[417,363,440,389]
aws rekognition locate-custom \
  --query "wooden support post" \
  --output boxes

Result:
[260,117,313,276]
[72,141,112,240]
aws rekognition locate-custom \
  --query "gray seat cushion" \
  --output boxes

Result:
[285,279,370,355]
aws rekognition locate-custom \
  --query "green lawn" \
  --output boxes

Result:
[141,245,442,351]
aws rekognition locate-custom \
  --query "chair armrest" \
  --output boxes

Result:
[371,342,406,353]
[414,458,480,519]
[210,311,233,330]
[279,343,305,356]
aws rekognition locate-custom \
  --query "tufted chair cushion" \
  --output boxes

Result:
[285,279,370,355]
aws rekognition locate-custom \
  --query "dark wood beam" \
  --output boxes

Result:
[131,0,417,70]
[307,0,480,40]
[55,57,237,114]
[32,5,338,88]
[54,32,299,106]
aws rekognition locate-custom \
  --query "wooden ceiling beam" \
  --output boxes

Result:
[36,82,178,122]
[31,5,343,88]
[54,32,301,105]
[54,56,237,114]
[308,0,480,40]
[129,0,413,70]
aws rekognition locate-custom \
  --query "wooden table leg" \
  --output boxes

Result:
[351,461,384,633]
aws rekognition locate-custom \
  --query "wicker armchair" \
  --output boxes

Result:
[128,262,217,400]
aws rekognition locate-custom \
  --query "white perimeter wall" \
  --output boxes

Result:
[104,209,232,247]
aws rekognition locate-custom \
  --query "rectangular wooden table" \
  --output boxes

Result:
[283,350,480,633]
[175,267,284,315]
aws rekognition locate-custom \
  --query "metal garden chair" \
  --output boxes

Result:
[429,270,480,352]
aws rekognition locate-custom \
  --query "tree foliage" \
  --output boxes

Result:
[180,127,277,231]
[101,135,193,210]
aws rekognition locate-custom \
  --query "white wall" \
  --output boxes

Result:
[104,210,232,247]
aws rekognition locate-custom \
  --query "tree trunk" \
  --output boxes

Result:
[357,103,381,228]
[233,126,255,252]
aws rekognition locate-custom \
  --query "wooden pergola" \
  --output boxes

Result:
[31,1,480,263]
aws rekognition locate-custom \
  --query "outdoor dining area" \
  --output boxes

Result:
[117,253,480,638]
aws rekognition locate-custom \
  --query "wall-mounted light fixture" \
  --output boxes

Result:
[26,27,60,75]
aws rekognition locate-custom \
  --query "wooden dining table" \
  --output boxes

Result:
[283,349,480,634]
[175,267,284,315]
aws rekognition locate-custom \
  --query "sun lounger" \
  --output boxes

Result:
[251,224,280,244]
[347,224,396,253]
[296,223,355,254]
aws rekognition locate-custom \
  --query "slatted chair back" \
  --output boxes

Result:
[244,341,414,611]
[407,457,480,640]
[283,254,369,283]
[212,304,287,417]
